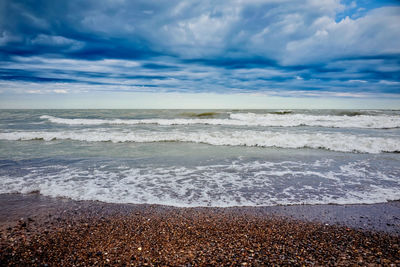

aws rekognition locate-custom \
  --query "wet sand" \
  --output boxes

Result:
[1,193,399,265]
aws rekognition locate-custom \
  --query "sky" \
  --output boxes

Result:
[0,0,399,109]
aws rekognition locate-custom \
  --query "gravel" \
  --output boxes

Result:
[1,195,399,266]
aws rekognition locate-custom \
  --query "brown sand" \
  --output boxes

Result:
[1,194,399,266]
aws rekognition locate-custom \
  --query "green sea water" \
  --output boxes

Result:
[0,109,399,206]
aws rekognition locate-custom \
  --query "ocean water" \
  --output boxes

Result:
[0,109,400,207]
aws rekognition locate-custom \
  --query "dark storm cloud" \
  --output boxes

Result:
[0,0,399,97]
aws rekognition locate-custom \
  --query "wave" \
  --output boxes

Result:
[229,113,400,129]
[267,110,293,115]
[179,112,219,117]
[40,113,400,129]
[336,111,364,116]
[1,159,399,207]
[1,130,399,153]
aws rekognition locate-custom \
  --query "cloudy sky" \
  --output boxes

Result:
[0,0,399,108]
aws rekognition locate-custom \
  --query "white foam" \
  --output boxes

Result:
[40,113,400,129]
[1,160,399,207]
[1,129,399,153]
[230,113,400,128]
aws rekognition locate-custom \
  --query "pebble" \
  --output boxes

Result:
[1,204,399,266]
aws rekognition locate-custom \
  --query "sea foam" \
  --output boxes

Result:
[1,129,399,153]
[39,113,400,129]
[1,159,399,207]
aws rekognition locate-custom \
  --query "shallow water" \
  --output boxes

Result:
[1,109,399,206]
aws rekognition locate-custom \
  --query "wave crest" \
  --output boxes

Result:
[1,130,399,154]
[40,113,400,129]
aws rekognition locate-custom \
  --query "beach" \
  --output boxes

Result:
[2,0,400,264]
[1,109,400,265]
[1,193,399,265]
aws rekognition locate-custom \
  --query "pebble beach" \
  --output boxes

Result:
[1,194,399,266]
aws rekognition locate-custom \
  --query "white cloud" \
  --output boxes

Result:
[30,34,83,50]
[27,90,42,94]
[147,1,399,66]
[53,89,68,94]
[348,80,367,83]
[283,7,400,64]
[379,80,400,85]
[161,5,240,57]
[25,89,68,94]
[306,0,344,15]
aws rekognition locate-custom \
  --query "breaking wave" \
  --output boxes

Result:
[1,130,399,154]
[40,113,400,129]
[1,159,399,207]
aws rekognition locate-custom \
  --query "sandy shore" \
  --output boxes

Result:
[1,193,399,266]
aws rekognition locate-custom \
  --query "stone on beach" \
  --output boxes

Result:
[1,201,399,266]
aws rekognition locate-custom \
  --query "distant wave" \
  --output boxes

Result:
[179,112,220,117]
[1,130,400,153]
[40,113,400,129]
[229,113,400,129]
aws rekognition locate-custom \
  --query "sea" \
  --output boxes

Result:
[0,109,400,207]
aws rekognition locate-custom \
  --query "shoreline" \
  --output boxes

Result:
[1,193,399,235]
[1,193,399,265]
